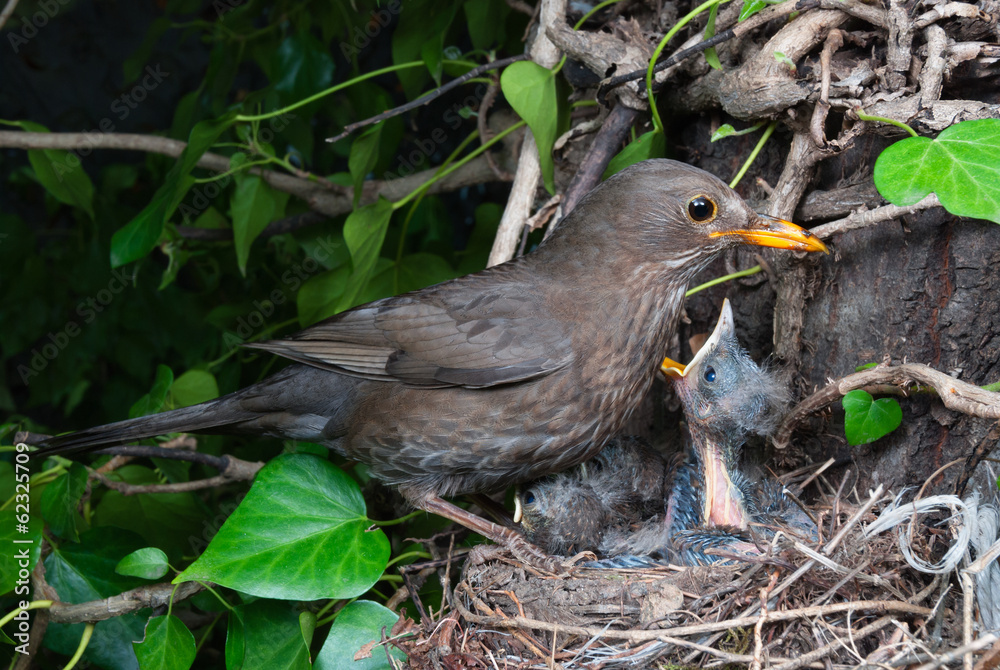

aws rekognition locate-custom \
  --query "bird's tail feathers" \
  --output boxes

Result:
[23,399,246,459]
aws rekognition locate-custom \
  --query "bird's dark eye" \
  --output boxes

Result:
[688,196,717,223]
[703,365,716,383]
[524,491,536,505]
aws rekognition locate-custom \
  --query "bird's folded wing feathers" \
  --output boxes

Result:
[246,288,573,388]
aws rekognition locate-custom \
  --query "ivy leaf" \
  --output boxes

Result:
[337,198,395,312]
[703,4,722,70]
[0,120,95,219]
[501,61,562,193]
[168,369,219,408]
[39,463,89,542]
[231,173,288,276]
[270,33,335,103]
[603,130,665,179]
[739,0,767,21]
[711,122,764,143]
[43,528,148,670]
[133,615,196,670]
[314,601,406,670]
[349,125,383,207]
[297,267,350,327]
[874,119,1000,224]
[174,454,390,600]
[129,365,174,419]
[842,389,903,445]
[111,113,237,267]
[116,547,170,580]
[226,600,311,670]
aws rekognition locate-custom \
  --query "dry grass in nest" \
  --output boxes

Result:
[377,468,1000,669]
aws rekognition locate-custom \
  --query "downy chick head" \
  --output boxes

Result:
[661,298,789,444]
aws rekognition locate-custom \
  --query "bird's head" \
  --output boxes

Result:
[661,299,789,442]
[549,160,827,283]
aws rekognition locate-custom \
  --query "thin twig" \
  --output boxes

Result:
[0,0,20,31]
[48,582,206,624]
[325,55,529,143]
[774,364,1000,450]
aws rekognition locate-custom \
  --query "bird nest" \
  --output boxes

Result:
[382,479,1000,669]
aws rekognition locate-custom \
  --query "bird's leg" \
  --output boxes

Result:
[416,494,566,573]
[465,493,516,528]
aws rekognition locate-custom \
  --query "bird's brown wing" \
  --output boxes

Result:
[246,285,572,388]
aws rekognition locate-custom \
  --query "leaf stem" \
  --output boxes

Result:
[686,265,762,297]
[854,109,918,137]
[392,121,526,210]
[646,0,727,133]
[386,550,434,568]
[0,601,53,630]
[234,62,427,123]
[729,121,776,189]
[63,622,94,670]
[371,510,424,527]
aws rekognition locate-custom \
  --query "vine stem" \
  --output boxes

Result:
[855,109,919,137]
[646,0,728,133]
[729,121,776,189]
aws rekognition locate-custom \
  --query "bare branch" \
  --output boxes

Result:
[49,582,206,624]
[91,454,263,494]
[774,363,1000,449]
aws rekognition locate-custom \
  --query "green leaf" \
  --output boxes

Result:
[129,365,175,419]
[169,369,219,408]
[396,253,460,293]
[704,4,722,70]
[391,0,456,100]
[501,61,561,193]
[39,463,89,542]
[270,33,335,102]
[43,528,148,670]
[349,125,383,207]
[226,600,311,670]
[463,0,510,50]
[93,465,209,561]
[123,18,172,84]
[297,267,351,327]
[603,130,666,179]
[133,615,196,670]
[710,121,765,143]
[0,120,95,219]
[111,113,237,267]
[315,601,406,670]
[0,489,43,595]
[739,0,767,21]
[175,454,390,600]
[873,119,1000,224]
[773,51,796,71]
[231,173,287,276]
[337,198,395,312]
[116,547,170,580]
[842,389,903,446]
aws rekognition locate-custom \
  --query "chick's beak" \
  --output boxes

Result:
[710,213,829,254]
[660,356,686,378]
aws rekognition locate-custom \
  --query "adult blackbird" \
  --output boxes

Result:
[24,160,827,560]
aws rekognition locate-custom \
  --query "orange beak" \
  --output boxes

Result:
[660,356,686,378]
[710,214,829,254]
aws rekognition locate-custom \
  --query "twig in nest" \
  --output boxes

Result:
[773,363,1000,450]
[955,420,1000,499]
[596,0,820,105]
[325,55,529,143]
